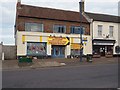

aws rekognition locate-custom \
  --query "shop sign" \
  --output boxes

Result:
[94,43,113,45]
[48,36,69,45]
[71,43,83,49]
[82,37,88,41]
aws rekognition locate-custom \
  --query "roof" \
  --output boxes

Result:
[85,12,119,23]
[17,4,88,23]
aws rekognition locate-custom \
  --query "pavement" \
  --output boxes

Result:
[1,57,119,71]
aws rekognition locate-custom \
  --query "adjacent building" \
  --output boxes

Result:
[15,0,92,58]
[78,0,120,57]
[85,12,119,57]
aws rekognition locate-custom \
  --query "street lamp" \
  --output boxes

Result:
[79,1,83,62]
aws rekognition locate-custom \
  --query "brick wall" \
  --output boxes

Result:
[17,17,90,35]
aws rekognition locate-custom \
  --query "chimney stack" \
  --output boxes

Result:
[17,0,21,9]
[79,0,85,14]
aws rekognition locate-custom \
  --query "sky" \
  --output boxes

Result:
[0,0,119,45]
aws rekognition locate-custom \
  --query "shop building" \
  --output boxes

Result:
[84,12,119,57]
[15,0,92,58]
[80,0,120,57]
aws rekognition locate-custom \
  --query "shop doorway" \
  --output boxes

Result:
[100,46,105,56]
[52,46,65,58]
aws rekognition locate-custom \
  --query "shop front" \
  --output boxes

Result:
[48,36,69,58]
[17,32,92,59]
[93,39,115,57]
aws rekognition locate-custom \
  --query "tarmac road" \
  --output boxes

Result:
[2,63,118,88]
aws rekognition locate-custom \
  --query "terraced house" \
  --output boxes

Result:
[84,12,119,57]
[79,1,119,57]
[15,0,92,59]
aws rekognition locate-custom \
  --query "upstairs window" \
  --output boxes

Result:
[109,26,114,37]
[98,25,102,36]
[53,25,66,33]
[25,23,43,32]
[70,26,85,34]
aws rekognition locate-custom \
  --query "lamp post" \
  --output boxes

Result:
[79,1,83,62]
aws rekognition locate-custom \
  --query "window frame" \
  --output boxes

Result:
[25,22,44,32]
[70,26,85,34]
[109,26,114,37]
[53,24,66,33]
[98,25,103,36]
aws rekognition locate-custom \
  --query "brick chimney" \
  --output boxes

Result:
[79,0,85,14]
[17,0,21,9]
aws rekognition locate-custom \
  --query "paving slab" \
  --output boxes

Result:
[2,57,118,71]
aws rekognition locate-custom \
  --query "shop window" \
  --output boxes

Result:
[27,42,46,56]
[53,25,66,33]
[70,26,85,34]
[106,46,113,55]
[71,49,80,56]
[93,46,100,55]
[98,25,102,36]
[109,26,114,37]
[25,23,44,32]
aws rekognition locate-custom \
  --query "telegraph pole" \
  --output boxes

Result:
[79,1,83,62]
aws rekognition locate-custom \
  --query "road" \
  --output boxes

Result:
[2,63,118,88]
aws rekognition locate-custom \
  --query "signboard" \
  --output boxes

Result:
[82,37,87,45]
[82,37,87,41]
[48,36,69,45]
[94,43,114,45]
[71,43,83,49]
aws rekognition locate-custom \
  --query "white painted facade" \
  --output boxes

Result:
[91,21,119,54]
[16,31,92,58]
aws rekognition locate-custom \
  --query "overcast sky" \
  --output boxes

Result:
[0,0,119,45]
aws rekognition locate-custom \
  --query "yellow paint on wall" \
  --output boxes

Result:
[40,36,42,42]
[22,35,25,43]
[71,38,73,44]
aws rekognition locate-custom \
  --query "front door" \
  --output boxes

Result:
[52,46,65,58]
[100,46,105,56]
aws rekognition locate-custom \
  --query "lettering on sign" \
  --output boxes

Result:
[48,36,69,45]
